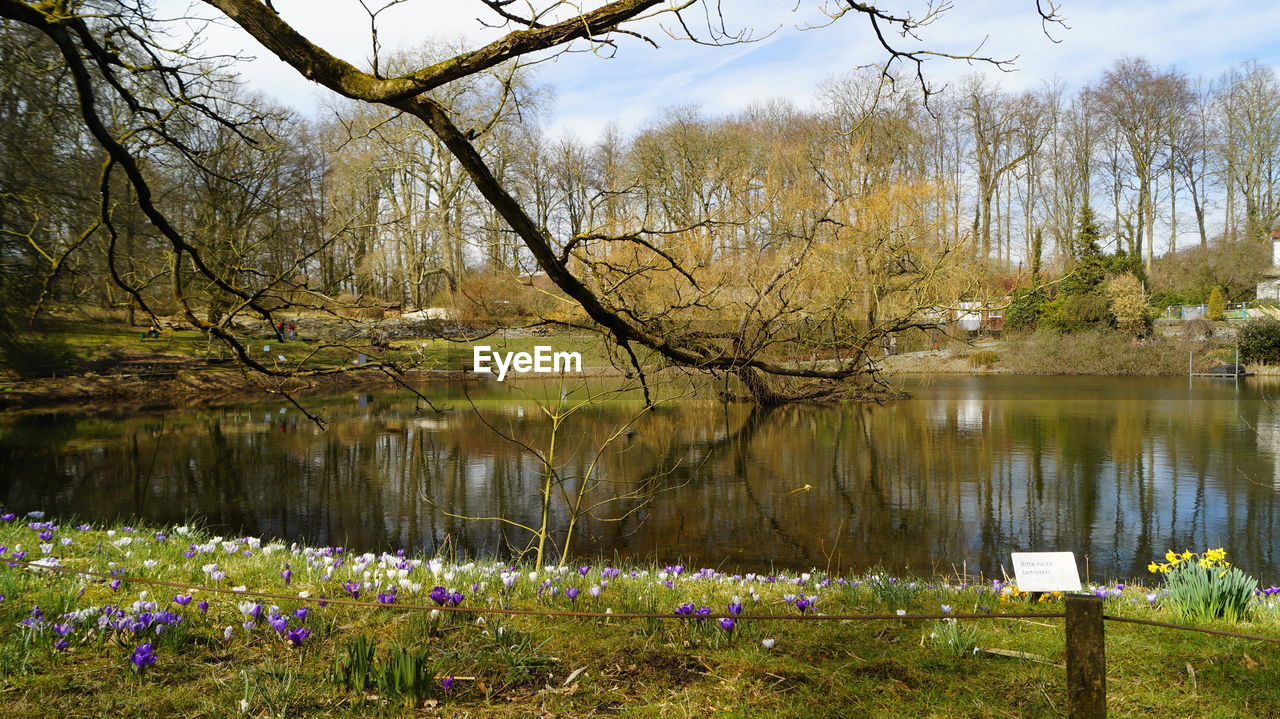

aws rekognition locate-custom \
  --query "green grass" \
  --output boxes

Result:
[0,516,1277,717]
[21,318,626,376]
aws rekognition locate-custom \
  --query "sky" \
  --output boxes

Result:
[164,0,1280,140]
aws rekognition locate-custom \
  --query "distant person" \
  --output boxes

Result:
[888,336,897,355]
[287,321,297,340]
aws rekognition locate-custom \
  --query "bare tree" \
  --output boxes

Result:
[0,0,1064,404]
[1093,57,1191,269]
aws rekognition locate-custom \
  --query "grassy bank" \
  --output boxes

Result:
[0,319,625,411]
[0,515,1277,717]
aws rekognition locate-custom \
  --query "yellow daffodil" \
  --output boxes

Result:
[1181,550,1194,560]
[1148,562,1160,573]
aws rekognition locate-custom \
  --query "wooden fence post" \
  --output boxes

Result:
[1065,594,1106,719]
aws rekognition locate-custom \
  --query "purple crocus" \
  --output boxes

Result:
[130,643,156,672]
[173,595,192,607]
[441,676,455,695]
[727,602,743,616]
[38,530,53,541]
[54,639,70,651]
[53,623,73,637]
[718,617,735,632]
[0,513,14,521]
[280,565,292,586]
[429,586,448,606]
[578,565,591,576]
[109,579,122,592]
[794,597,812,614]
[285,626,310,647]
[565,587,580,603]
[294,608,309,623]
[377,590,397,605]
[343,581,361,599]
[268,615,289,634]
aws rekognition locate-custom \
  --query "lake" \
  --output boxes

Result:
[2,374,1279,582]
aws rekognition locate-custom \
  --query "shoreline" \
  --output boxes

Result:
[3,361,1268,414]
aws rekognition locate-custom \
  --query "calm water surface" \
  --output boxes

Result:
[2,375,1279,581]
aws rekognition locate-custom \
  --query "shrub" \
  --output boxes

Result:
[1149,548,1257,623]
[1004,289,1047,330]
[1238,318,1280,364]
[454,273,558,325]
[1106,273,1151,336]
[1002,329,1188,375]
[1182,317,1215,340]
[968,350,999,368]
[1150,288,1207,311]
[0,334,80,377]
[1206,286,1225,321]
[1043,293,1115,333]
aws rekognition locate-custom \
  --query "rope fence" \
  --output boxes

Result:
[8,558,1280,718]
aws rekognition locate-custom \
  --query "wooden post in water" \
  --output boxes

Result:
[1065,594,1106,719]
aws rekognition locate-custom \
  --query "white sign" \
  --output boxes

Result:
[1010,552,1082,592]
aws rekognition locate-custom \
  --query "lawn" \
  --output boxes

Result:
[0,514,1276,717]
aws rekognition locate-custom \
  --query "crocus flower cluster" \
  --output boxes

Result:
[130,643,156,672]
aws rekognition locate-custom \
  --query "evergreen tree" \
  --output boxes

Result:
[1072,203,1104,260]
[1207,286,1226,320]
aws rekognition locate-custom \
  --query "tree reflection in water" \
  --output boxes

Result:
[1,375,1278,581]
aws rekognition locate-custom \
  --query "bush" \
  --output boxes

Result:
[1238,318,1280,364]
[1106,273,1151,336]
[1181,317,1215,340]
[968,350,999,368]
[1150,288,1208,311]
[1004,289,1047,330]
[454,273,558,324]
[1043,293,1115,333]
[1206,286,1225,321]
[1002,329,1187,375]
[0,334,80,377]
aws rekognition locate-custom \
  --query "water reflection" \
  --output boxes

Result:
[1,375,1278,581]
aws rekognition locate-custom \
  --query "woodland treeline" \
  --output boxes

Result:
[4,19,1277,317]
[0,0,1277,401]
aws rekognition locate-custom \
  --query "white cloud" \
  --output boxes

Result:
[157,0,1280,140]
